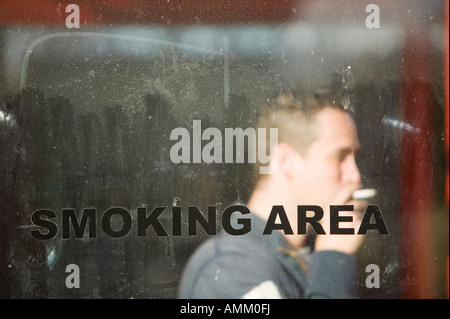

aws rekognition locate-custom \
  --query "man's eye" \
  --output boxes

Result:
[337,151,349,162]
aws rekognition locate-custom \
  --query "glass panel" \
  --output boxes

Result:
[0,0,447,299]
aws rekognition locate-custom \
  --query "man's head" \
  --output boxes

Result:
[254,91,362,208]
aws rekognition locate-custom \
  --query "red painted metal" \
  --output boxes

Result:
[445,0,449,299]
[399,26,435,299]
[0,0,299,26]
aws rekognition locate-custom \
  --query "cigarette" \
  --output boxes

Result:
[352,188,377,200]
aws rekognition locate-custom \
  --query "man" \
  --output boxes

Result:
[178,91,367,298]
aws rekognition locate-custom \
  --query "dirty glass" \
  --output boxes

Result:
[0,0,448,299]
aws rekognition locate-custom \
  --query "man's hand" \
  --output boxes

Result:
[314,183,366,255]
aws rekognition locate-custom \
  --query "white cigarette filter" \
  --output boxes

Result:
[352,188,378,200]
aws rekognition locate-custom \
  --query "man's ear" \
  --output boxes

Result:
[276,143,303,181]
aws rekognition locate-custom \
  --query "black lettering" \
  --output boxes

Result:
[330,205,354,234]
[263,205,293,235]
[137,206,168,236]
[102,207,132,238]
[30,209,58,240]
[62,208,96,239]
[172,206,182,236]
[297,205,325,234]
[358,205,389,234]
[222,205,251,235]
[188,206,216,235]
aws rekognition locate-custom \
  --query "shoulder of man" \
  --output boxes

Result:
[178,231,288,299]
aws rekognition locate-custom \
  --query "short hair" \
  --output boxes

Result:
[254,90,349,178]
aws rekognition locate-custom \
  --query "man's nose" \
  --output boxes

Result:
[345,155,362,183]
